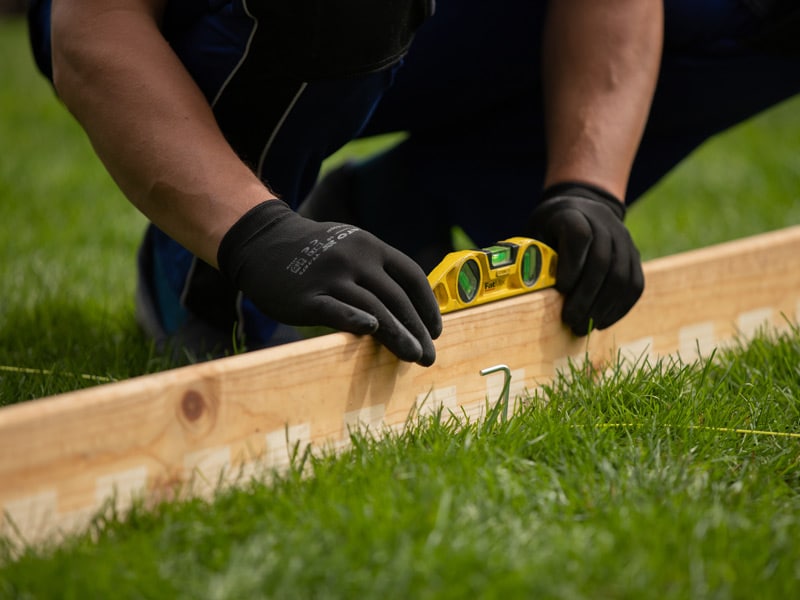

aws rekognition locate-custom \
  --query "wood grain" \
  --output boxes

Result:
[2,226,799,546]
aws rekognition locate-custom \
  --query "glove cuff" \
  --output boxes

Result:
[217,199,294,283]
[541,181,626,221]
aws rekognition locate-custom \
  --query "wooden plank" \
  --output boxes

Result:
[2,226,799,546]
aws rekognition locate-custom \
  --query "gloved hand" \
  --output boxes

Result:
[526,182,644,336]
[217,200,442,365]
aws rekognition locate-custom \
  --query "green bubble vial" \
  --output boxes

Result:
[485,245,513,268]
[457,260,481,303]
[521,245,542,287]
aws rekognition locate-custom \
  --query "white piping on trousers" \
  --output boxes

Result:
[211,1,258,109]
[256,82,308,178]
[210,1,309,179]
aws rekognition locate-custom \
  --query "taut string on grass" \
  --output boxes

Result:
[0,365,115,384]
[595,422,800,440]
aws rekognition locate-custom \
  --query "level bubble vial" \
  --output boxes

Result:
[457,259,481,303]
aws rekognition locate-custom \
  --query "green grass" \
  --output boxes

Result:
[3,330,800,598]
[0,19,183,404]
[2,14,800,598]
[626,98,800,260]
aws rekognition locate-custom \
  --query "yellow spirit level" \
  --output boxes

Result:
[427,237,558,314]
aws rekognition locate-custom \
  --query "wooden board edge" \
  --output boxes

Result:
[2,226,799,548]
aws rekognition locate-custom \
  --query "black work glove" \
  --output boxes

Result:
[218,200,442,365]
[526,182,644,336]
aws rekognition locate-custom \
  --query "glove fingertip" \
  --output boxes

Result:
[570,321,592,337]
[561,302,592,337]
[428,312,443,340]
[417,339,437,367]
[356,314,380,335]
[377,330,424,364]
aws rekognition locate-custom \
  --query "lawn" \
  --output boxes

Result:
[2,14,800,599]
[0,17,173,403]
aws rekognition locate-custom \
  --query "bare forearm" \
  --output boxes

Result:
[542,0,663,200]
[51,0,272,267]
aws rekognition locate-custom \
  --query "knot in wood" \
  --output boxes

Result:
[181,390,205,422]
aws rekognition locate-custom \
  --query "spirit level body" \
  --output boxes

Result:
[427,237,558,314]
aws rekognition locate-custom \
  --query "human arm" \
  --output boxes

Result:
[528,0,663,334]
[50,0,269,267]
[541,0,663,198]
[50,0,441,363]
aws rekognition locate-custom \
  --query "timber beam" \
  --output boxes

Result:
[2,226,800,546]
